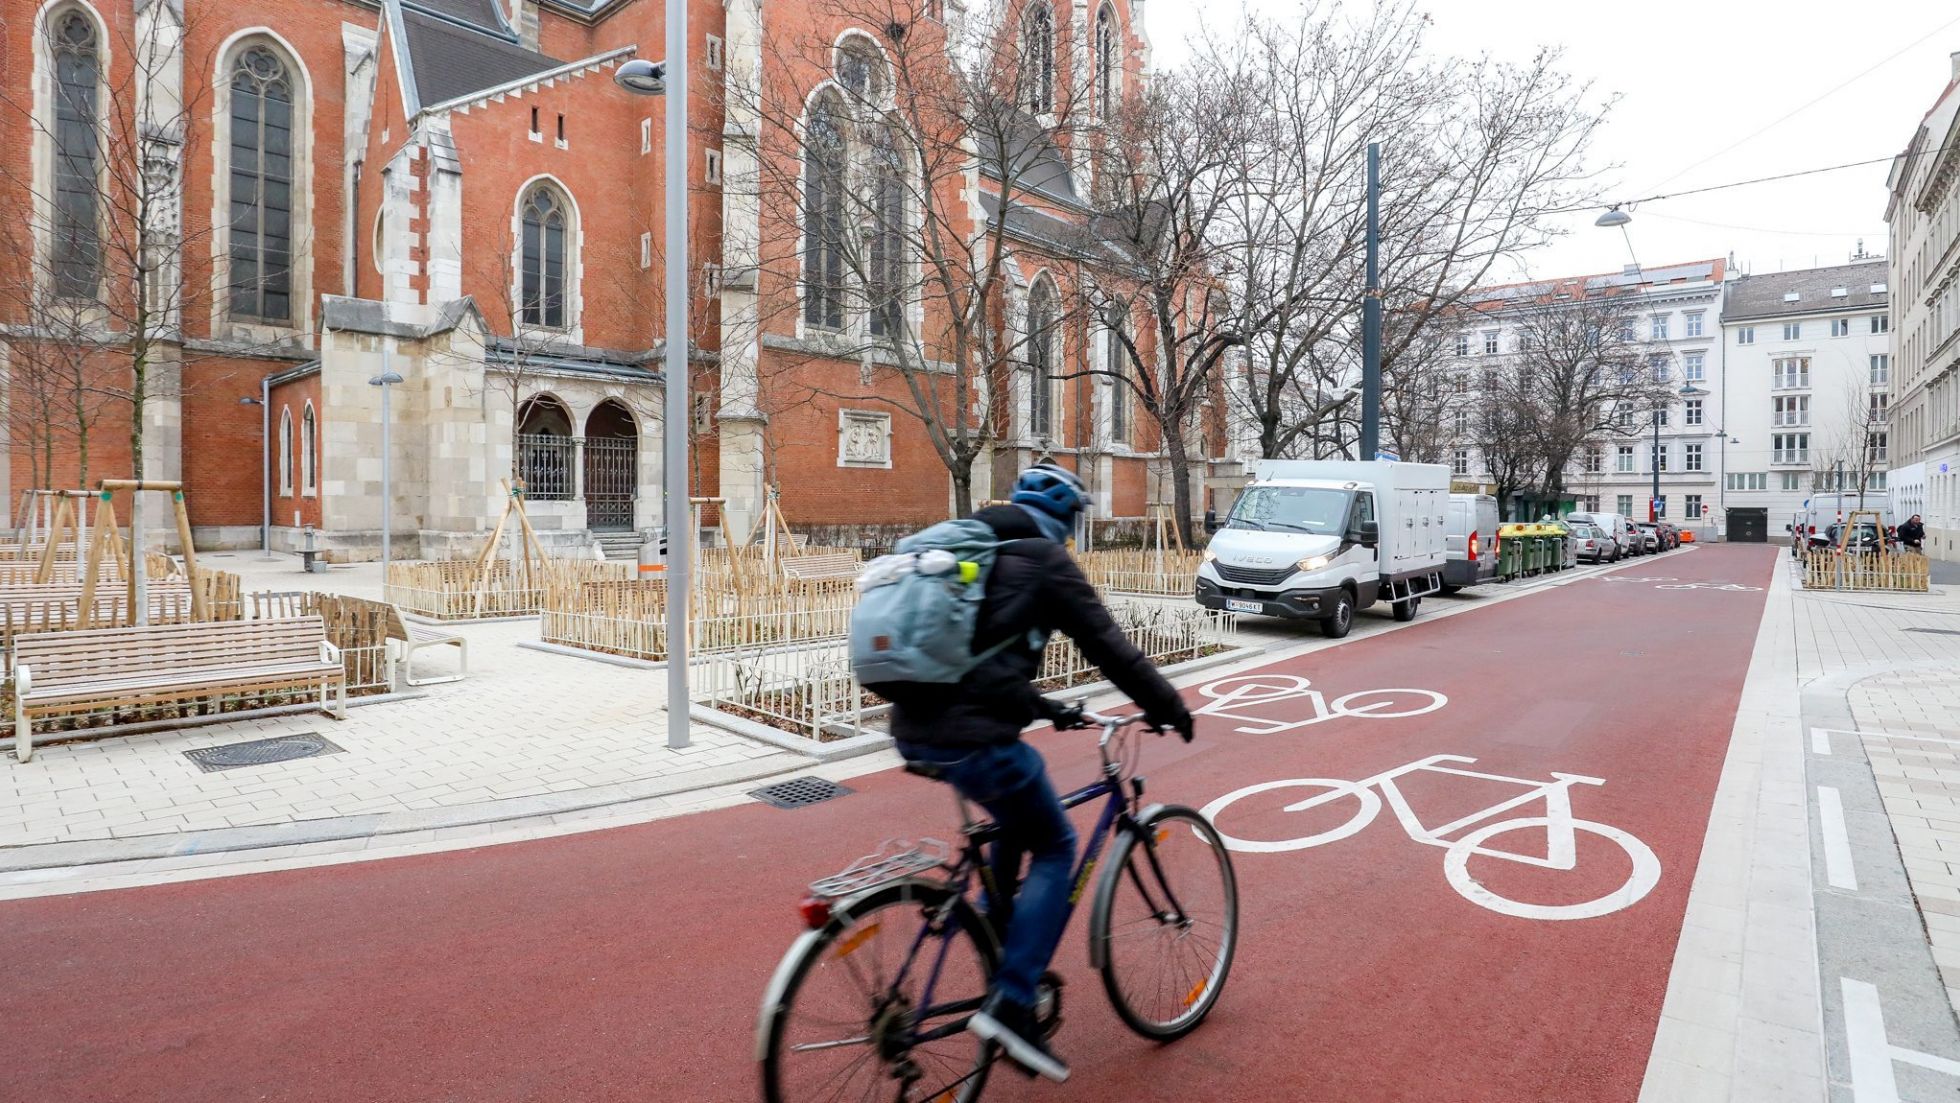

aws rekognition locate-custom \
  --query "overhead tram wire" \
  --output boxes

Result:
[1639,11,1960,196]
[1558,136,1960,220]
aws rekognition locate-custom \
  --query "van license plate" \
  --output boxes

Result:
[1224,599,1263,614]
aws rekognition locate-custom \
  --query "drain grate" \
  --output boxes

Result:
[1904,627,1960,636]
[184,733,343,772]
[751,776,853,809]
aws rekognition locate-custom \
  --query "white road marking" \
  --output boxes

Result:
[1811,727,1832,755]
[1818,786,1859,892]
[1842,977,1960,1101]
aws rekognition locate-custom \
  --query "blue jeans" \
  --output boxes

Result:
[898,740,1078,1009]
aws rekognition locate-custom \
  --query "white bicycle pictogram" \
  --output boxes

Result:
[1199,754,1662,921]
[1193,674,1447,735]
[1600,576,1761,591]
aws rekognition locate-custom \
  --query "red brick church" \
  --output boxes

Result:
[0,0,1223,558]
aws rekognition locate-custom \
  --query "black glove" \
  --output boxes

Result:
[1149,705,1196,743]
[1046,700,1088,730]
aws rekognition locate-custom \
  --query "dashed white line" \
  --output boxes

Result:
[1818,786,1859,892]
[1842,977,1960,1101]
[1811,727,1833,755]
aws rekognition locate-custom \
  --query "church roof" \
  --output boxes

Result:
[398,7,562,109]
[974,109,1079,207]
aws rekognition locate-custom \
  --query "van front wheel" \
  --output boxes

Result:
[1392,596,1419,622]
[1320,592,1355,638]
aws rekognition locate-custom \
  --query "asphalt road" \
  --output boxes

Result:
[0,546,1777,1103]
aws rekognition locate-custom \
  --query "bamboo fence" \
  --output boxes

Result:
[539,577,858,661]
[1802,551,1930,593]
[1078,549,1206,597]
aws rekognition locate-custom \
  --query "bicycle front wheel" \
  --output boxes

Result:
[758,880,998,1103]
[1088,804,1239,1041]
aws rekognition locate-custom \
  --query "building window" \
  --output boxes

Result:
[1618,320,1636,342]
[1451,409,1469,435]
[1684,443,1703,472]
[1651,314,1669,340]
[50,10,101,299]
[705,148,722,185]
[530,106,540,137]
[1616,445,1635,473]
[1655,407,1669,428]
[519,184,570,329]
[300,403,318,493]
[1651,444,1668,472]
[1830,318,1850,337]
[1650,354,1671,383]
[640,118,652,154]
[1771,433,1809,465]
[1453,373,1469,395]
[1026,279,1057,438]
[1583,446,1602,473]
[1868,431,1888,464]
[1093,5,1117,119]
[838,409,894,468]
[1107,325,1129,445]
[1451,448,1469,476]
[1772,357,1809,389]
[228,47,297,324]
[1453,334,1468,357]
[1685,312,1704,337]
[867,124,904,339]
[639,231,651,269]
[1021,2,1054,114]
[277,407,294,495]
[1737,326,1755,345]
[1616,495,1634,516]
[1782,321,1801,340]
[1726,472,1768,491]
[1870,392,1888,421]
[1685,494,1703,519]
[802,92,846,329]
[555,113,566,145]
[1683,351,1705,382]
[1685,398,1703,426]
[705,33,723,70]
[515,396,575,500]
[1871,313,1889,334]
[1771,395,1809,426]
[837,37,885,102]
[1870,354,1889,385]
[1780,471,1802,491]
[1482,330,1499,354]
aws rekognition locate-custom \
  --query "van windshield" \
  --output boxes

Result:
[1227,486,1352,534]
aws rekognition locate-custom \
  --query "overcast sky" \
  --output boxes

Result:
[1144,0,1960,283]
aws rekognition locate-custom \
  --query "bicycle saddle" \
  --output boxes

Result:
[902,760,949,781]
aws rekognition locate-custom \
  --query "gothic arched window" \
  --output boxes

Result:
[1094,6,1117,119]
[1027,279,1057,439]
[301,403,317,493]
[1022,4,1054,114]
[803,91,846,330]
[519,184,569,329]
[867,122,905,338]
[228,46,296,323]
[50,10,101,298]
[277,407,294,496]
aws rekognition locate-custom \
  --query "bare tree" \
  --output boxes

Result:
[0,6,306,494]
[1810,377,1888,508]
[740,0,1102,516]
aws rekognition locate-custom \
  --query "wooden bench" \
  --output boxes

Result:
[11,617,346,763]
[780,552,860,583]
[382,603,468,686]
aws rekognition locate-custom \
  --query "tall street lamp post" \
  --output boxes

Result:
[616,30,690,750]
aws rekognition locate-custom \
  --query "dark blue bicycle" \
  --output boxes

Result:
[757,711,1239,1102]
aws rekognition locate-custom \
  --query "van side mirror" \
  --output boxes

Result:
[1353,519,1379,546]
[1784,524,1792,532]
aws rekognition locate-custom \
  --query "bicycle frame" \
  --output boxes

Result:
[1306,753,1607,869]
[891,715,1181,1051]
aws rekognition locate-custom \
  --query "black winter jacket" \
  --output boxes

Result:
[879,505,1191,748]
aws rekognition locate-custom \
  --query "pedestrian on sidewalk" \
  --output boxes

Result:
[1898,514,1925,554]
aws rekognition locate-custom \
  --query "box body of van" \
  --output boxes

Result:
[1195,460,1449,636]
[1442,494,1500,591]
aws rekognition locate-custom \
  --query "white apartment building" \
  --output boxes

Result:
[1718,261,1891,543]
[1885,51,1960,559]
[1452,259,1727,525]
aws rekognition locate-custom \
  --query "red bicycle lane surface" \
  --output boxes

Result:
[0,546,1775,1103]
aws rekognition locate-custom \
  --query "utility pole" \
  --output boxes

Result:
[1359,142,1382,462]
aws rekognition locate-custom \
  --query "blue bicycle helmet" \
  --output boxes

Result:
[1011,462,1091,522]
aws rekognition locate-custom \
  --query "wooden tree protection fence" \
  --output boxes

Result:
[74,480,205,626]
[538,577,859,661]
[1802,552,1930,592]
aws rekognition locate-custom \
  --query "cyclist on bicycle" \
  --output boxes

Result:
[876,463,1195,1082]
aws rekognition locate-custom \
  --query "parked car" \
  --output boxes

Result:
[1566,512,1639,559]
[1822,520,1886,554]
[1630,523,1664,555]
[1569,522,1619,563]
[1653,521,1681,548]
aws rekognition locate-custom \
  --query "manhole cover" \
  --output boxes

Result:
[750,776,853,809]
[1904,627,1960,636]
[185,733,343,772]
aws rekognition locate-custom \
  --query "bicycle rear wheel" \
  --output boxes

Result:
[1088,804,1239,1041]
[758,880,998,1103]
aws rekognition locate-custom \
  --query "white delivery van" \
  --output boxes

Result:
[1195,460,1449,638]
[1792,491,1894,553]
[1441,493,1500,593]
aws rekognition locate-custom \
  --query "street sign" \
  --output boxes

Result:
[1375,450,1400,462]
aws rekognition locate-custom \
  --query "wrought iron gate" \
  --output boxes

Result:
[583,436,637,530]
